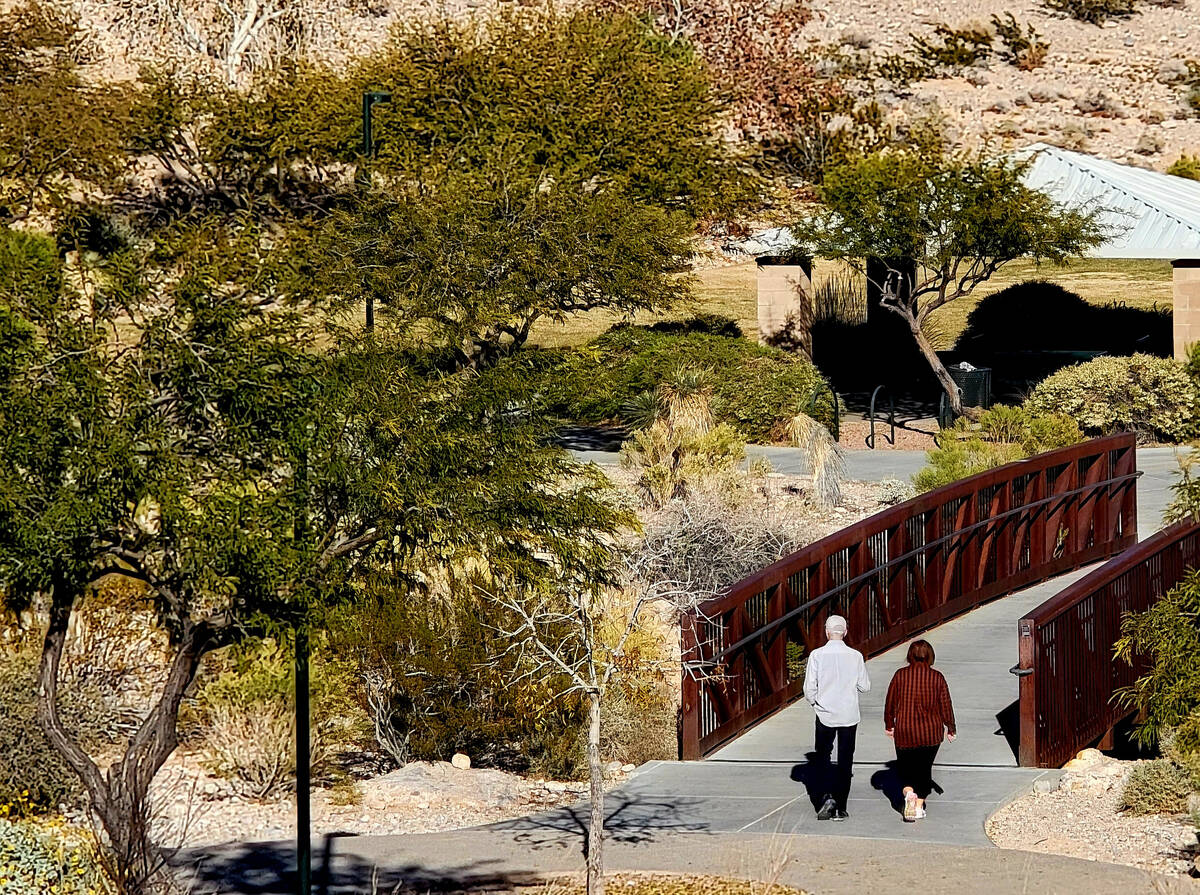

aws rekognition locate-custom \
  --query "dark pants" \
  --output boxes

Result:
[814,719,857,810]
[896,744,940,799]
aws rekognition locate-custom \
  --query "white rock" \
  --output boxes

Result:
[621,763,636,772]
[545,781,568,792]
[451,752,471,770]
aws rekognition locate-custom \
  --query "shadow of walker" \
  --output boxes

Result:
[870,762,945,816]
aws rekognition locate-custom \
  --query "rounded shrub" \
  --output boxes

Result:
[0,817,112,895]
[1023,354,1200,443]
[542,320,835,442]
[1119,759,1196,815]
[958,281,1171,357]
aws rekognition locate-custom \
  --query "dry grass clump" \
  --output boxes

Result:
[538,875,810,895]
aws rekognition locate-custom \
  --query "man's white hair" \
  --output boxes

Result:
[825,614,848,637]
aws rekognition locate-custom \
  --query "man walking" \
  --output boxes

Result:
[803,614,870,821]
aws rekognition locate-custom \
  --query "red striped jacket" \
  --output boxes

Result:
[884,663,956,749]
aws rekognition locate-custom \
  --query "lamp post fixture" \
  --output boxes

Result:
[361,91,392,333]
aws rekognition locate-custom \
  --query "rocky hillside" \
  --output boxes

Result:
[804,0,1200,166]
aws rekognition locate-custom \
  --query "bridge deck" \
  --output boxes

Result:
[712,565,1095,767]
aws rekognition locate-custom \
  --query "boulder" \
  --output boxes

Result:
[451,752,471,770]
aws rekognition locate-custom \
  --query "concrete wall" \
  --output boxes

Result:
[1174,260,1200,360]
[756,256,813,357]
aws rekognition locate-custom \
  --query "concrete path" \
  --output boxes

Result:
[182,829,1194,895]
[575,445,1182,522]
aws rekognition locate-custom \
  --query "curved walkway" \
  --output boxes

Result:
[182,448,1187,894]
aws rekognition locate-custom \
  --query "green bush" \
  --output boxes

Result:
[541,320,835,442]
[187,643,369,798]
[0,646,104,816]
[1119,759,1196,815]
[1023,354,1200,443]
[1116,569,1200,758]
[1169,155,1200,182]
[0,817,112,895]
[913,405,1083,492]
[329,592,589,779]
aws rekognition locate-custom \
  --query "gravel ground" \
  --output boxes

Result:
[988,750,1200,880]
[838,419,938,451]
[150,757,614,849]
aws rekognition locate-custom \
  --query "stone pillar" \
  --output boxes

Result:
[1174,260,1200,360]
[756,255,813,357]
[865,256,917,323]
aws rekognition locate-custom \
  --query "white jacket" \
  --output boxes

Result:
[803,639,871,727]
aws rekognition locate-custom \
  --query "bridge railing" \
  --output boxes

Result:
[1016,519,1200,768]
[680,434,1139,760]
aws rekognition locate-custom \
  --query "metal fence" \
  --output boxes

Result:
[1016,520,1200,768]
[680,434,1139,760]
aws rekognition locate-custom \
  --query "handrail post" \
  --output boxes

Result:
[679,612,702,760]
[1017,618,1037,766]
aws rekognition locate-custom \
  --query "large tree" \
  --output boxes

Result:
[796,147,1108,413]
[0,224,628,892]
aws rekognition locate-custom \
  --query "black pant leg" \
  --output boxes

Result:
[896,746,914,794]
[917,744,940,799]
[814,719,836,801]
[835,724,857,809]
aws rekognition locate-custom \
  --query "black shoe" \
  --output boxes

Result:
[816,796,837,820]
[832,808,849,821]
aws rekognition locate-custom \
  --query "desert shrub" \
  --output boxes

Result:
[187,644,368,798]
[1119,759,1196,815]
[957,281,1172,358]
[0,644,113,816]
[913,439,1028,493]
[911,22,993,68]
[991,14,1049,69]
[330,591,589,779]
[1168,155,1200,181]
[1024,354,1200,443]
[913,405,1083,492]
[0,817,112,895]
[876,17,1046,85]
[1043,0,1139,24]
[878,478,916,505]
[542,321,835,442]
[622,420,747,508]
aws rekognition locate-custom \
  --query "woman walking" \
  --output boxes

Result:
[884,640,956,822]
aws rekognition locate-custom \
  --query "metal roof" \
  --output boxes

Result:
[1018,143,1200,260]
[732,145,1200,261]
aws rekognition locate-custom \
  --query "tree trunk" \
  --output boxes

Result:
[38,589,218,895]
[586,691,605,895]
[908,314,963,416]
